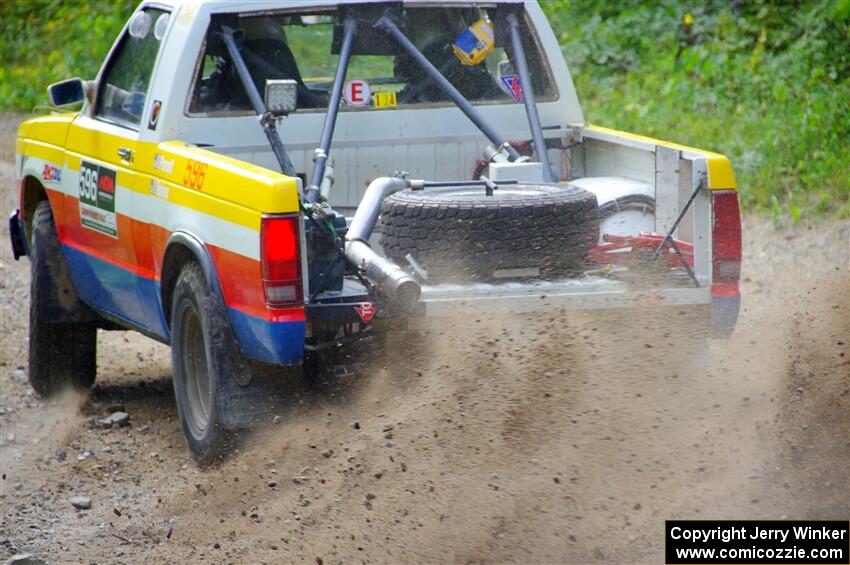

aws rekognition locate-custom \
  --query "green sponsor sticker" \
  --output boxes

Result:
[79,161,118,238]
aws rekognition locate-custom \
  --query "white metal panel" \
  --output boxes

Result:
[581,138,655,185]
[690,160,712,284]
[654,145,680,235]
[676,158,694,243]
[567,176,653,206]
[574,128,714,286]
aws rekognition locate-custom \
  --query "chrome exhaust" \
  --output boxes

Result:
[345,176,421,308]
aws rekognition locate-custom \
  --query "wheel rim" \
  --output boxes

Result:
[180,304,211,438]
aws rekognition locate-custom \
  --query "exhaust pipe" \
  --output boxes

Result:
[345,177,421,308]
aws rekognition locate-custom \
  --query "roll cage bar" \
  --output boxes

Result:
[219,3,554,203]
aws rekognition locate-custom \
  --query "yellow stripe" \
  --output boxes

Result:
[63,124,300,213]
[17,114,75,143]
[16,115,299,230]
[142,141,301,214]
[19,116,301,228]
[583,125,737,190]
[65,152,261,230]
[17,139,66,166]
[158,177,261,230]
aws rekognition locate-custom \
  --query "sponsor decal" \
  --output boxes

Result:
[343,79,371,107]
[148,99,162,130]
[354,302,376,323]
[501,74,523,103]
[152,153,175,174]
[78,161,118,238]
[41,163,62,182]
[150,178,169,200]
[373,91,397,109]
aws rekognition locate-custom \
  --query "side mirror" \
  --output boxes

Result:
[47,78,86,108]
[264,79,298,116]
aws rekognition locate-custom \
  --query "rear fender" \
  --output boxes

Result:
[161,231,306,366]
[18,175,49,244]
[161,231,231,336]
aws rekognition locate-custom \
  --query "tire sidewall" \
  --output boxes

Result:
[170,265,225,464]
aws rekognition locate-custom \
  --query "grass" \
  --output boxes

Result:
[541,0,850,220]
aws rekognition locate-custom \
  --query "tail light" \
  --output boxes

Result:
[260,214,303,307]
[711,190,742,296]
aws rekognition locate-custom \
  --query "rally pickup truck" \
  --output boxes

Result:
[11,0,742,463]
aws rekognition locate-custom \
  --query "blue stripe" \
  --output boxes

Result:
[228,307,305,365]
[61,244,304,365]
[62,244,168,338]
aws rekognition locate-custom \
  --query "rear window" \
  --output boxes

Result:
[188,7,557,115]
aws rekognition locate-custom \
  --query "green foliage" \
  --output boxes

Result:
[2,1,846,218]
[0,0,137,111]
[542,0,849,219]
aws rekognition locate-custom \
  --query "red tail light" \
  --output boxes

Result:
[711,190,742,296]
[260,214,303,307]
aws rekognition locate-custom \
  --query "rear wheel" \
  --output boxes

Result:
[170,262,280,465]
[380,183,599,282]
[28,201,97,396]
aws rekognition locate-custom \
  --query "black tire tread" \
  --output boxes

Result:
[380,184,599,282]
[171,261,284,466]
[28,201,96,397]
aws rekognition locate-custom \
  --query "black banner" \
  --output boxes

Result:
[666,520,849,564]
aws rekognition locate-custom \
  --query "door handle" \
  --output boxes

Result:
[117,147,134,163]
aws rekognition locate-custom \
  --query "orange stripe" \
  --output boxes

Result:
[208,244,305,321]
[49,190,155,279]
[209,244,263,310]
[48,189,304,322]
[61,238,156,279]
[711,282,740,298]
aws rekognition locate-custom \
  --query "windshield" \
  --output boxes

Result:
[189,7,556,114]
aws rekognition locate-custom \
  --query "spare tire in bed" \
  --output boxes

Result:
[379,183,599,283]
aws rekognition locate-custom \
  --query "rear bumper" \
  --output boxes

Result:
[416,276,711,314]
[410,276,738,338]
[307,276,739,340]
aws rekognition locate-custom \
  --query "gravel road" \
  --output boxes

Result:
[1,113,848,564]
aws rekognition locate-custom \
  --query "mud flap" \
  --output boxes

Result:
[9,209,27,260]
[711,295,740,338]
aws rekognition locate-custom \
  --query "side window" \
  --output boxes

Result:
[96,8,169,128]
